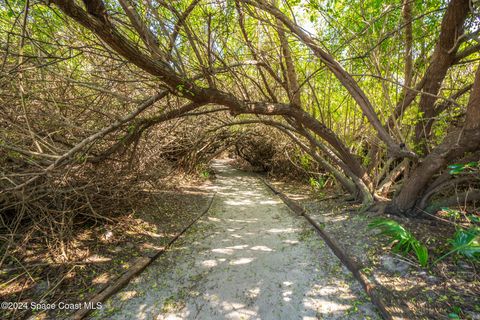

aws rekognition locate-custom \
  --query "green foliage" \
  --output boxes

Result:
[449,227,480,260]
[200,170,210,179]
[362,154,371,167]
[175,83,194,96]
[299,154,311,170]
[440,208,461,220]
[368,219,429,267]
[127,124,136,134]
[448,305,463,318]
[309,176,327,190]
[447,161,479,175]
[7,151,21,159]
[467,214,480,224]
[434,227,480,264]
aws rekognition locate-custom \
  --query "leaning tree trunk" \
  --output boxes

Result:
[388,65,480,215]
[413,0,470,152]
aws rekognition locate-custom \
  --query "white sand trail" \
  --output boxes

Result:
[91,160,379,320]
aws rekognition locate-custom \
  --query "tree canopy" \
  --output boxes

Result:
[1,0,479,218]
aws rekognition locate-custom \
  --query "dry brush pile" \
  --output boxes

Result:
[0,50,238,265]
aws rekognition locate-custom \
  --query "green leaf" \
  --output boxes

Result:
[435,227,480,264]
[413,243,429,268]
[368,219,428,267]
[467,215,480,223]
[447,164,463,169]
[450,227,480,259]
[449,168,464,175]
[447,161,479,174]
[452,306,462,314]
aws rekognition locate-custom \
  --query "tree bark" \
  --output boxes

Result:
[402,0,413,90]
[388,64,480,215]
[377,159,408,197]
[276,20,301,107]
[388,0,470,132]
[413,0,470,151]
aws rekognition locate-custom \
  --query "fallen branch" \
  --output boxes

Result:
[260,178,394,320]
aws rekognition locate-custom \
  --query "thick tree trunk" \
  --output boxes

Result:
[388,128,480,214]
[413,0,470,151]
[388,0,470,133]
[388,65,480,215]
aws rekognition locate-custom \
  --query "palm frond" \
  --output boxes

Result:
[369,218,429,267]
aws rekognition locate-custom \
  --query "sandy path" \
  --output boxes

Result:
[91,160,379,319]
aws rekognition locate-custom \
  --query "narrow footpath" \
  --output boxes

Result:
[91,160,379,320]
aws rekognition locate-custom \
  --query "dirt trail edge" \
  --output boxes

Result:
[90,160,380,320]
[260,178,392,320]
